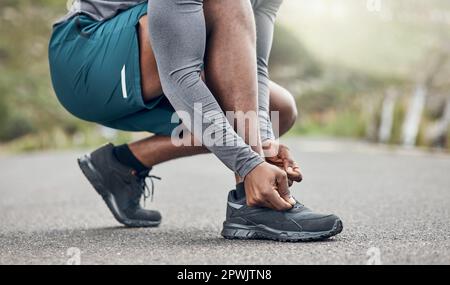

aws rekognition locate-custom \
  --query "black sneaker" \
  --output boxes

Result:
[221,183,343,242]
[77,143,162,228]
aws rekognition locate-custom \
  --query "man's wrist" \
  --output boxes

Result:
[238,155,265,179]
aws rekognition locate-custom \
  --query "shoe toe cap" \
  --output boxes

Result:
[130,208,162,222]
[297,214,342,232]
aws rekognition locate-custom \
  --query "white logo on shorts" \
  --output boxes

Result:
[121,65,128,99]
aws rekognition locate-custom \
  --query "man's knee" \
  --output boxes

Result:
[271,87,298,132]
[281,99,298,131]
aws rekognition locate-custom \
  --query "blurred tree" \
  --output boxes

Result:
[270,24,321,79]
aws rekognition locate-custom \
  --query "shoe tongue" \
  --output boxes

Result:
[235,183,246,200]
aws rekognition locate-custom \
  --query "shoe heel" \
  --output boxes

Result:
[77,155,107,197]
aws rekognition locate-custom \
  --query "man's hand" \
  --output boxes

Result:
[263,140,303,184]
[244,162,296,211]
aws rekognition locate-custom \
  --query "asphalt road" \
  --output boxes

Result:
[0,138,449,265]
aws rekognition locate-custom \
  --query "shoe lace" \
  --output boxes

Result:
[136,173,161,207]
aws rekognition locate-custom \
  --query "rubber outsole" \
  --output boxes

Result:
[221,219,343,242]
[77,155,161,228]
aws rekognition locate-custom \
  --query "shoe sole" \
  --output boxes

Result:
[78,154,161,228]
[221,219,343,242]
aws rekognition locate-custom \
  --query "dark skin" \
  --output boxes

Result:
[133,0,302,211]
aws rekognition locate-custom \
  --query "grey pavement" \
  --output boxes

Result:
[0,138,449,265]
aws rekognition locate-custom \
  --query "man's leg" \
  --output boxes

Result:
[128,135,208,168]
[203,0,260,146]
[202,0,262,183]
[269,81,298,137]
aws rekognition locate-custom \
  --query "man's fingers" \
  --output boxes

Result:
[267,190,293,211]
[276,172,295,205]
[283,159,290,171]
[290,170,303,182]
[286,161,303,182]
[287,167,302,182]
[292,163,303,182]
[252,189,292,211]
[283,159,302,182]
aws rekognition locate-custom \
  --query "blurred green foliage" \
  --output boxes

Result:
[0,1,65,141]
[270,24,321,79]
[0,0,449,152]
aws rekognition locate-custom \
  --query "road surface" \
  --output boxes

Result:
[0,138,449,265]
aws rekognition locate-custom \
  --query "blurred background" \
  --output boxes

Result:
[1,0,450,153]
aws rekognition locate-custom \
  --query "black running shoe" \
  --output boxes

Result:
[78,143,162,228]
[221,183,343,242]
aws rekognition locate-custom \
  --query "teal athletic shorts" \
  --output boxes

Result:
[48,2,179,136]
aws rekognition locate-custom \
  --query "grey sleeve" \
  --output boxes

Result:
[251,0,284,142]
[147,0,264,178]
